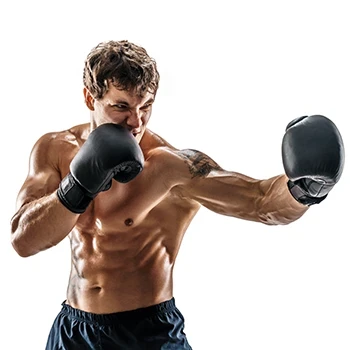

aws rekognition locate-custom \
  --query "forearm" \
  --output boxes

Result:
[258,174,308,225]
[11,191,79,257]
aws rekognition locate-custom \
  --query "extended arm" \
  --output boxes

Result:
[175,149,307,225]
[174,115,344,225]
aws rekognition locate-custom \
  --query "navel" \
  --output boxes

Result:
[124,218,134,226]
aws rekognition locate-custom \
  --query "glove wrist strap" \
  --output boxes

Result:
[57,173,94,214]
[287,180,327,206]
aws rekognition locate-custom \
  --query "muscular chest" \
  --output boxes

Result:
[78,165,172,231]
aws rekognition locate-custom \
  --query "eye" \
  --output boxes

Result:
[141,103,153,110]
[112,104,128,109]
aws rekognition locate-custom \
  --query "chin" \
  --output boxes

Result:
[134,132,145,143]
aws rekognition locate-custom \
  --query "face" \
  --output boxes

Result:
[84,82,155,143]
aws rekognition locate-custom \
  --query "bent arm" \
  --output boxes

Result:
[174,149,308,225]
[11,133,79,257]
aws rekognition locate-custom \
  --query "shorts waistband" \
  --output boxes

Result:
[60,298,176,325]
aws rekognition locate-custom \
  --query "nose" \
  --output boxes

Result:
[126,109,142,131]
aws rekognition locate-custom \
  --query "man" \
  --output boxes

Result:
[10,40,344,350]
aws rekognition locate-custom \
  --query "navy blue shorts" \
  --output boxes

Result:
[45,298,192,350]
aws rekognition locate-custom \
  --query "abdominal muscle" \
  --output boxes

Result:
[64,191,199,314]
[66,224,176,314]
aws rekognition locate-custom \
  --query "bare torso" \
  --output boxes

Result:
[12,120,308,315]
[59,124,200,313]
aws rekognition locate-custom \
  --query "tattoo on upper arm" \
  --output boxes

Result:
[178,149,223,178]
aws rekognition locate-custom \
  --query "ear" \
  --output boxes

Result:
[83,88,95,111]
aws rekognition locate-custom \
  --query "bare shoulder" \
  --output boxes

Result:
[35,123,89,147]
[29,123,90,173]
[142,129,224,185]
[141,128,178,152]
[173,149,223,179]
[33,123,88,152]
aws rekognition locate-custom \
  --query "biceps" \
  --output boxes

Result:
[16,171,61,209]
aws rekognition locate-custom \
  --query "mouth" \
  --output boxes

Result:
[130,128,142,139]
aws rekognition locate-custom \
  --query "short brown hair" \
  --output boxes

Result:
[83,40,160,99]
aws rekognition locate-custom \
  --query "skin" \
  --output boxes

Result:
[11,83,308,314]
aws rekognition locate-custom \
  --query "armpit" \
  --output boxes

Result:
[176,149,223,179]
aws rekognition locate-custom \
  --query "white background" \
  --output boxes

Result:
[1,1,349,349]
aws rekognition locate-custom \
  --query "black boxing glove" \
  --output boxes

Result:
[57,123,144,213]
[282,115,344,206]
